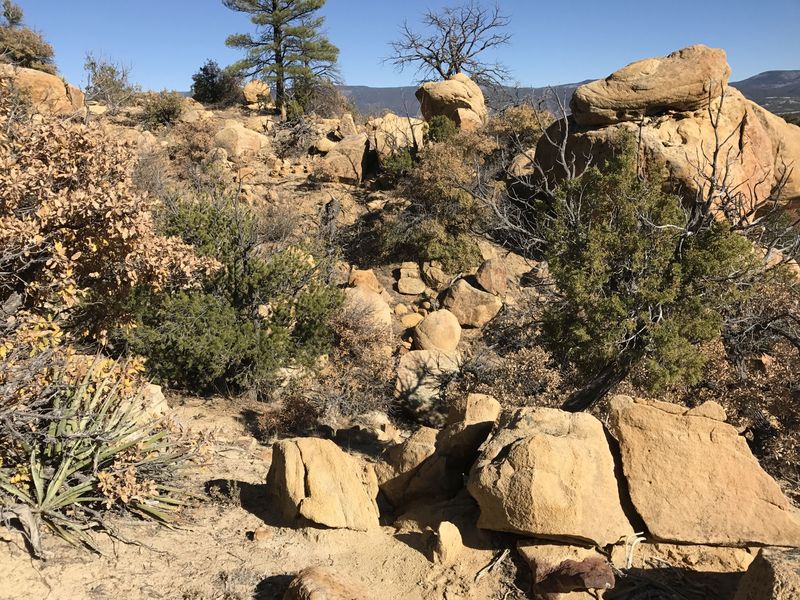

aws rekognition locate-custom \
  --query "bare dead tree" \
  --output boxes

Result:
[386,1,512,87]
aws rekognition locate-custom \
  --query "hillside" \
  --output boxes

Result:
[343,71,800,116]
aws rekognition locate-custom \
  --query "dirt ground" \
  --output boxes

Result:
[0,397,516,600]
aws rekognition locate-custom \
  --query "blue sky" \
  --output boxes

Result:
[15,0,800,91]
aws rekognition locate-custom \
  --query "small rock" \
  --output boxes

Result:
[422,261,450,289]
[283,566,367,600]
[252,526,270,542]
[394,303,410,316]
[442,279,502,328]
[401,313,425,328]
[432,521,463,565]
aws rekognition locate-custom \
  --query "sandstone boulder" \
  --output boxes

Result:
[267,438,380,531]
[0,64,84,115]
[422,261,449,289]
[343,286,392,332]
[242,79,271,105]
[213,121,270,158]
[367,112,426,160]
[467,408,634,546]
[337,113,359,138]
[395,350,461,424]
[734,548,800,600]
[571,45,731,126]
[413,310,461,352]
[608,396,800,546]
[315,133,368,184]
[517,542,615,596]
[416,73,488,131]
[537,46,800,217]
[283,566,367,600]
[442,279,502,328]
[475,258,508,296]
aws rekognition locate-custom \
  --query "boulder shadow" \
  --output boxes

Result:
[253,574,294,600]
[204,478,282,525]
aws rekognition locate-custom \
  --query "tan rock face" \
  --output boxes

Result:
[607,396,800,546]
[442,279,502,328]
[283,566,367,600]
[413,310,461,352]
[267,438,380,531]
[467,408,634,546]
[242,80,271,105]
[571,45,731,126]
[537,46,800,216]
[734,548,800,600]
[213,122,269,158]
[0,65,84,115]
[367,112,426,160]
[315,133,368,184]
[416,73,488,131]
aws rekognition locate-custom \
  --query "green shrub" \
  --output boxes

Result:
[382,147,415,180]
[123,190,342,395]
[537,136,757,402]
[191,59,242,106]
[380,129,495,272]
[139,90,184,130]
[424,115,457,144]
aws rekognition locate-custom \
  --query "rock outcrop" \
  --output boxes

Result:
[0,65,84,115]
[315,133,368,184]
[242,80,271,105]
[468,408,634,546]
[283,566,367,600]
[367,112,426,161]
[608,396,800,546]
[266,438,380,531]
[570,45,731,126]
[416,73,488,131]
[536,45,800,215]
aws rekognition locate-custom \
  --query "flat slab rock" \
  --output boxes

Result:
[467,408,634,547]
[608,395,800,546]
[267,438,380,531]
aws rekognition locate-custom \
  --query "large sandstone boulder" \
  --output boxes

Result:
[242,79,271,105]
[734,548,800,600]
[315,133,368,184]
[571,45,731,126]
[283,566,367,600]
[416,73,488,131]
[537,45,800,216]
[213,121,270,158]
[0,65,84,115]
[467,408,634,547]
[608,396,800,546]
[367,112,426,161]
[266,437,380,531]
[442,279,502,328]
[413,309,461,352]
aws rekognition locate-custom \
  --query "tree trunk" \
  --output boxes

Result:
[272,0,286,121]
[561,357,635,412]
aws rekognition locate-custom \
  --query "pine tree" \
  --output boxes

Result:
[222,0,339,120]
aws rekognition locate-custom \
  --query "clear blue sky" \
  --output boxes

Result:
[16,0,800,91]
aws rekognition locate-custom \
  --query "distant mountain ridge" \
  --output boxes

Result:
[340,71,800,117]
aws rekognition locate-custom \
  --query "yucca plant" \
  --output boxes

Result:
[0,356,194,556]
